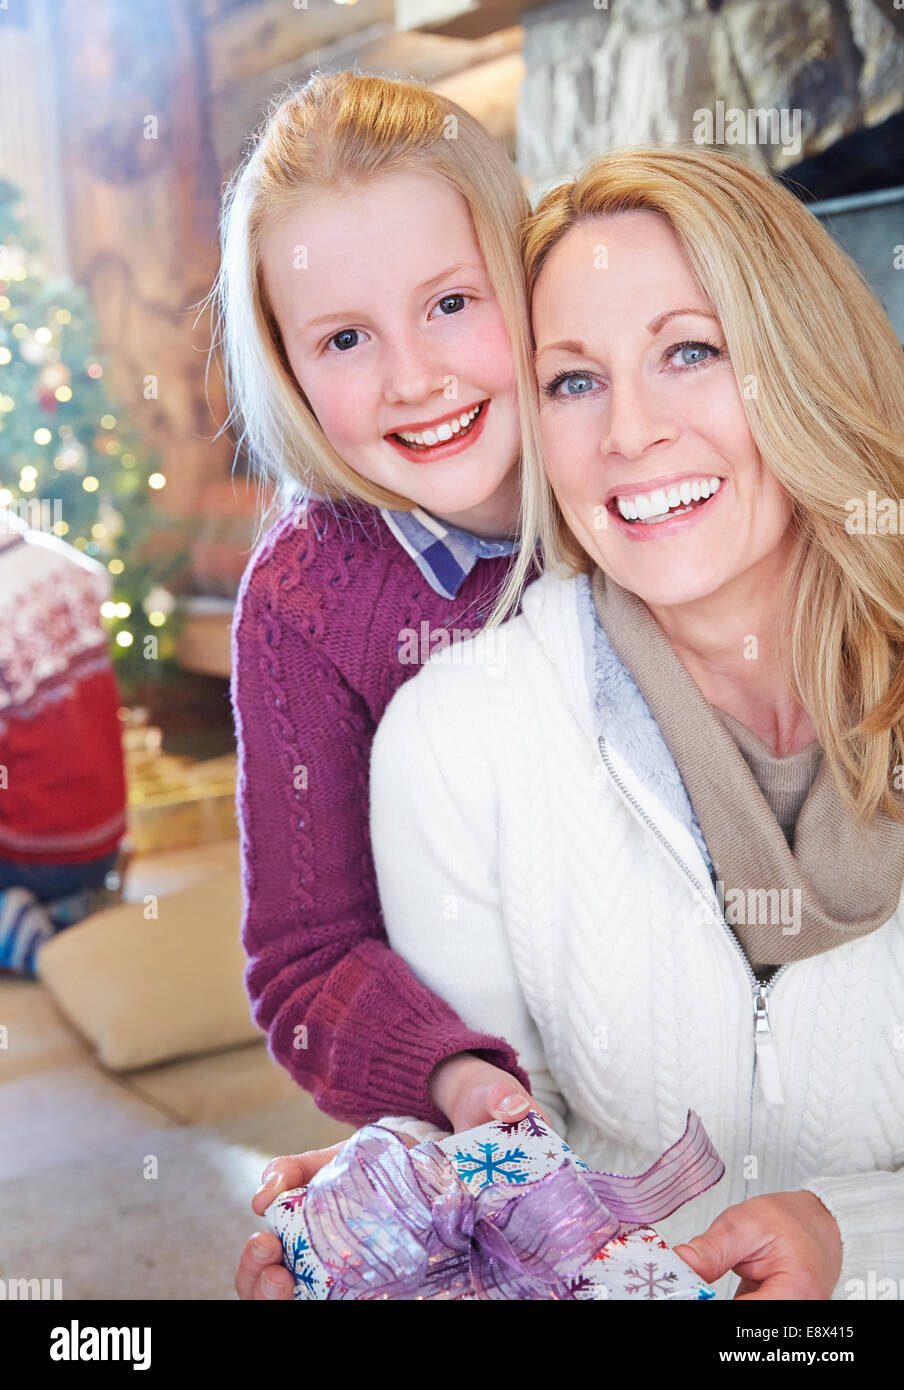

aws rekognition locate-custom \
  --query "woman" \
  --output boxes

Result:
[364,148,904,1301]
[241,147,904,1301]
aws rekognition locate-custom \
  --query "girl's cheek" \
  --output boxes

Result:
[459,312,515,390]
[312,373,375,447]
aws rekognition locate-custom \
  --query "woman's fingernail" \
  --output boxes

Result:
[499,1094,529,1114]
[262,1273,284,1298]
[252,1233,276,1260]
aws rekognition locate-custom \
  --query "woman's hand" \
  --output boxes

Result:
[673,1190,844,1300]
[235,1142,347,1300]
[428,1052,549,1133]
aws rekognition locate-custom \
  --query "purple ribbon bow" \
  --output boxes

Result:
[297,1109,724,1300]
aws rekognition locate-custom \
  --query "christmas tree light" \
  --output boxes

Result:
[0,177,191,692]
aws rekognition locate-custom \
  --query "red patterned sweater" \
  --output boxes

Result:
[230,497,532,1129]
[0,510,127,864]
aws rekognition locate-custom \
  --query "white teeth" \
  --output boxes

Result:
[613,476,724,525]
[395,404,482,448]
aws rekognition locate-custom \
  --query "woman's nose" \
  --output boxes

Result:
[601,378,676,462]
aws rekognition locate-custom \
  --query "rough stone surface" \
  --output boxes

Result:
[849,0,904,120]
[518,0,904,191]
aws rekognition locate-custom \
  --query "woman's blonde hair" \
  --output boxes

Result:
[208,70,533,537]
[505,144,904,826]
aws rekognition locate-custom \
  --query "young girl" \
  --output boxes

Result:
[218,72,544,1166]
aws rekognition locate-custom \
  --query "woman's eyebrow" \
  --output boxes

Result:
[534,338,587,360]
[646,307,719,334]
[535,307,720,361]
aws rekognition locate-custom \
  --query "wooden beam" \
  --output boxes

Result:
[207,0,395,92]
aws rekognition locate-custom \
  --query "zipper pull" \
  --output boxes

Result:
[753,984,785,1107]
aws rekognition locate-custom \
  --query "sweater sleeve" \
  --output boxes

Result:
[798,1169,904,1297]
[369,657,568,1137]
[231,575,530,1131]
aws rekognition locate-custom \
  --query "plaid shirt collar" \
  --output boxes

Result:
[379,505,519,600]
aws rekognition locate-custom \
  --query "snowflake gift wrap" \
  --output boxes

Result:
[264,1109,723,1301]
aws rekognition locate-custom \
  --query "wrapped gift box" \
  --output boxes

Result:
[265,1109,721,1301]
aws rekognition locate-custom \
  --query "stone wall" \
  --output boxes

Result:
[518,0,904,195]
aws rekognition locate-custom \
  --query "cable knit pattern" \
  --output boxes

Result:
[369,567,904,1300]
[230,497,532,1129]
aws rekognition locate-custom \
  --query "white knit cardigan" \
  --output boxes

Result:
[370,566,904,1301]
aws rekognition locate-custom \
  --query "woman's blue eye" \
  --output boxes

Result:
[329,329,360,351]
[543,371,599,399]
[669,340,720,368]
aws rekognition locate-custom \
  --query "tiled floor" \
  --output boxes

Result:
[0,835,354,1297]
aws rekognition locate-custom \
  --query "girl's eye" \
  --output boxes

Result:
[666,340,722,369]
[328,328,365,352]
[542,370,602,400]
[430,292,469,317]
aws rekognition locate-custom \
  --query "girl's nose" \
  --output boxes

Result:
[382,335,445,405]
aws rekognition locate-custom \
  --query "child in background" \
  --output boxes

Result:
[217,73,541,1148]
[0,508,127,976]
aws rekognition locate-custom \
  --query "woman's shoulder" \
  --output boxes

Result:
[377,566,589,733]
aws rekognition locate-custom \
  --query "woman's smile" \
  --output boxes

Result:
[607,473,727,540]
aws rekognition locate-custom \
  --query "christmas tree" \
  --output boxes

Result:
[0,176,189,697]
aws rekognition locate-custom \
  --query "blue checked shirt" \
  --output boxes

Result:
[379,505,519,600]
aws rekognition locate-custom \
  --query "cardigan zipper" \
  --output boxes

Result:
[596,736,791,1107]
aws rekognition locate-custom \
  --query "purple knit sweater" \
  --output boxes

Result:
[230,496,532,1130]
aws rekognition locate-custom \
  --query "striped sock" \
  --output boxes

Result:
[0,887,55,976]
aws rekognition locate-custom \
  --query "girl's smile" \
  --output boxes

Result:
[385,399,490,463]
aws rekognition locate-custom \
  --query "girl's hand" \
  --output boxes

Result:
[429,1052,549,1133]
[236,1142,347,1300]
[673,1190,844,1300]
[236,1130,424,1300]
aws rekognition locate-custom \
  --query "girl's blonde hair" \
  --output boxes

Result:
[504,145,904,826]
[208,70,534,538]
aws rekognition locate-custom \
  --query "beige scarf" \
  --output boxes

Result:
[591,567,904,973]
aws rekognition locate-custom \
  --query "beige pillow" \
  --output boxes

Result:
[38,867,262,1069]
